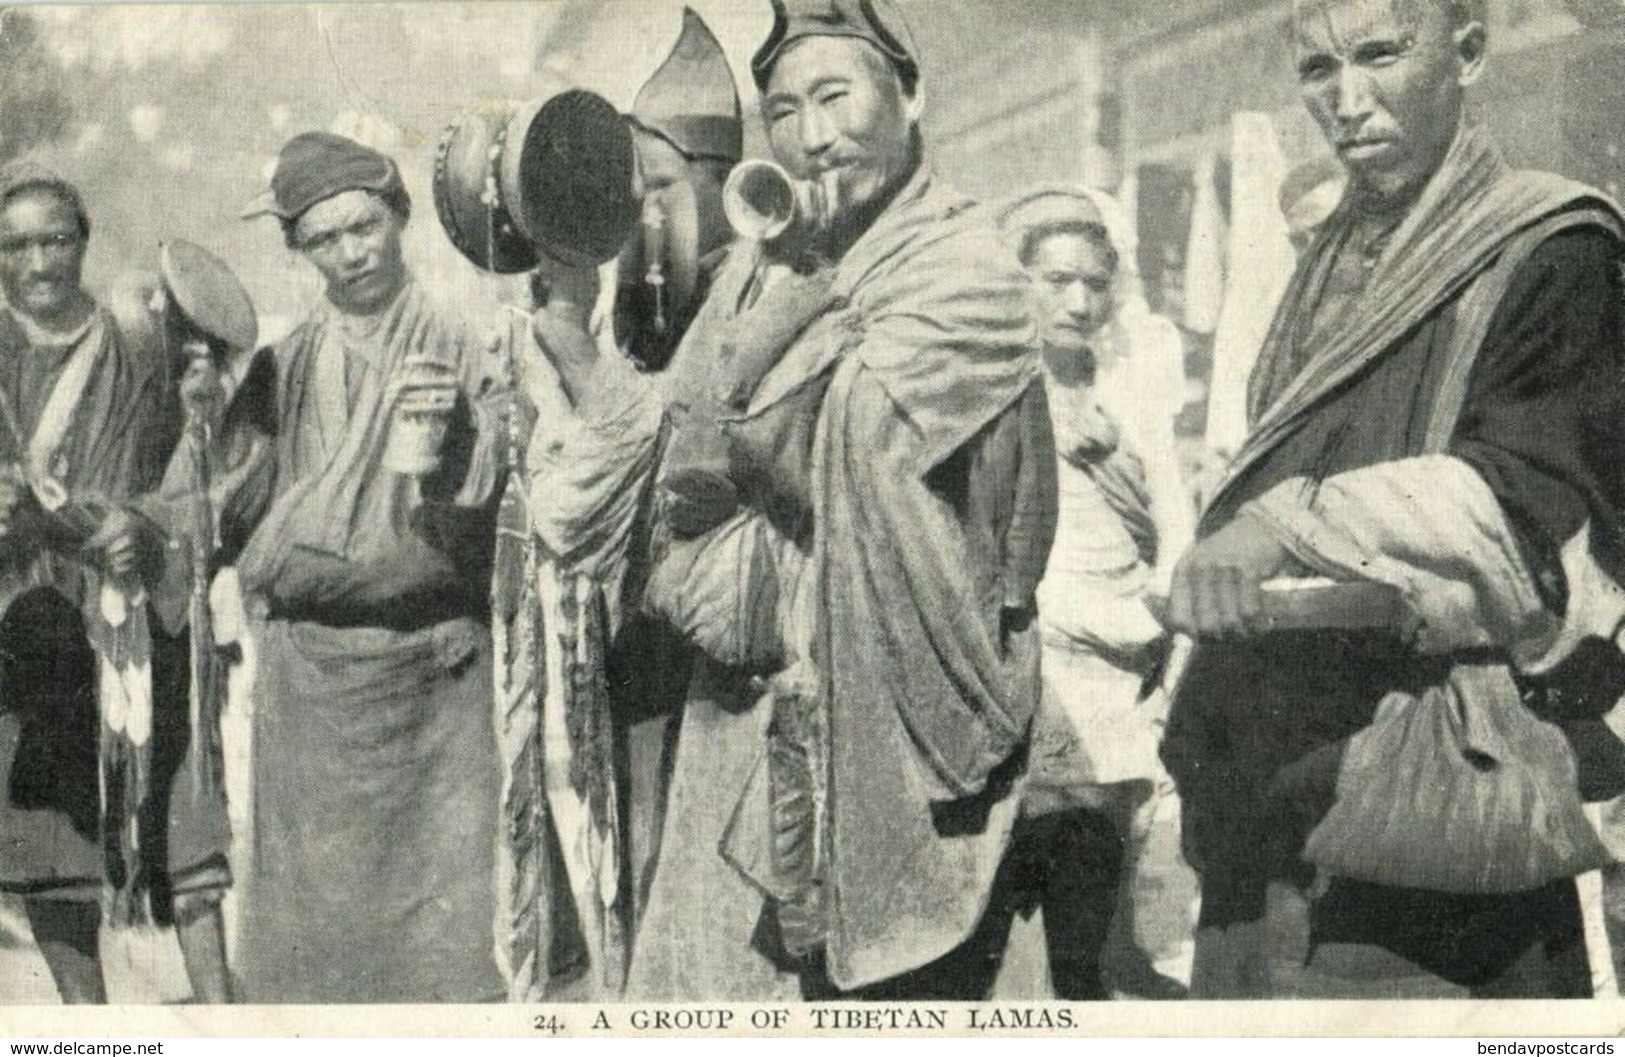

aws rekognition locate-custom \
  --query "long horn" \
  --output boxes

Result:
[723,159,827,242]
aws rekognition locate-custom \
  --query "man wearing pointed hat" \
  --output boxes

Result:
[614,3,744,929]
[1160,0,1625,997]
[504,8,748,998]
[0,163,234,1002]
[160,130,508,1001]
[522,0,1057,999]
[614,10,742,372]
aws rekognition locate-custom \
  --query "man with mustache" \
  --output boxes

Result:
[141,132,508,1001]
[1161,0,1625,997]
[522,0,1056,999]
[0,166,232,1002]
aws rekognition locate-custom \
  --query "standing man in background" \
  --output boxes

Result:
[997,185,1197,1000]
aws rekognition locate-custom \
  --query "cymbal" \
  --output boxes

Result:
[159,239,258,353]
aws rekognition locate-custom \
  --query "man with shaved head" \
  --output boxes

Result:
[1161,0,1625,997]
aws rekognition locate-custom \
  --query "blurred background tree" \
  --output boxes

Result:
[0,9,74,164]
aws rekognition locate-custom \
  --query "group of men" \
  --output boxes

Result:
[4,0,1625,1005]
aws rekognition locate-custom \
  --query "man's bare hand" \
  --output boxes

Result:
[85,508,142,581]
[1164,512,1303,639]
[179,347,226,425]
[528,262,607,409]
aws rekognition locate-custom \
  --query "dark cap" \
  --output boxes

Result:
[0,158,89,232]
[750,0,919,92]
[631,8,743,165]
[242,131,410,224]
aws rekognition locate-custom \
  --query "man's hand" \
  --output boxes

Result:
[179,346,226,425]
[1164,511,1303,639]
[84,508,143,582]
[528,261,608,410]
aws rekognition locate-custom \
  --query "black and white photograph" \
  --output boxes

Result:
[1,0,1625,1031]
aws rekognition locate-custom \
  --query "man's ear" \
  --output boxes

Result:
[1455,20,1487,87]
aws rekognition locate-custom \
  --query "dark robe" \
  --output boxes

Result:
[1163,128,1625,992]
[0,303,230,912]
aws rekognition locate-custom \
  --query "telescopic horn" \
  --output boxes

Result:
[722,160,830,243]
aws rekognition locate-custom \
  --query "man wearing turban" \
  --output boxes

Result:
[995,186,1197,1000]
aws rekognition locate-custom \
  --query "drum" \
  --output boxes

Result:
[433,89,639,273]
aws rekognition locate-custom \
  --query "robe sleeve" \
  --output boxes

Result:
[1239,227,1625,659]
[526,351,664,581]
[1450,228,1625,608]
[1451,227,1625,794]
[1245,457,1555,659]
[1000,380,1058,612]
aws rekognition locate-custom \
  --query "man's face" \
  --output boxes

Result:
[1295,0,1477,206]
[633,130,693,197]
[633,128,728,250]
[762,35,918,226]
[292,189,407,314]
[0,190,87,325]
[1028,230,1116,358]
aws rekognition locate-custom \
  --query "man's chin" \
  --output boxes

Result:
[825,171,889,225]
[1345,160,1434,208]
[1043,334,1093,357]
[16,293,76,321]
[330,277,400,313]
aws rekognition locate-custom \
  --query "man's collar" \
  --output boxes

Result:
[4,296,98,351]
